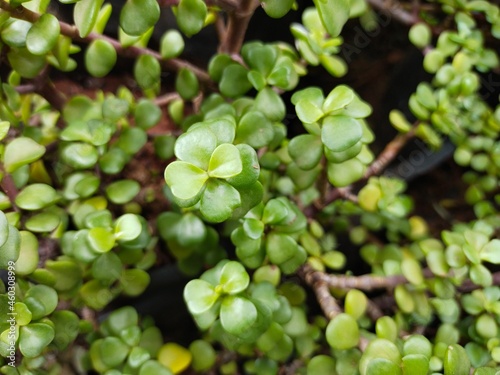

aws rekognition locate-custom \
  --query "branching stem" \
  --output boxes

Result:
[366,0,419,26]
[219,0,259,54]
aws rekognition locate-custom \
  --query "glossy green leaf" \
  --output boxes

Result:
[74,0,104,37]
[116,127,148,155]
[160,30,185,59]
[220,64,252,98]
[62,142,99,169]
[24,285,58,320]
[15,183,58,210]
[7,48,46,78]
[322,115,363,152]
[296,100,324,123]
[220,261,250,294]
[176,68,199,100]
[266,233,298,264]
[0,225,20,268]
[345,289,367,319]
[409,23,432,48]
[140,360,173,375]
[226,144,260,187]
[320,54,348,77]
[85,39,117,77]
[444,344,470,375]
[60,119,114,146]
[365,358,402,375]
[134,99,161,129]
[120,268,150,296]
[26,14,60,55]
[307,355,336,375]
[175,126,217,169]
[1,19,31,48]
[375,316,398,342]
[360,339,401,375]
[313,0,349,37]
[176,0,207,36]
[480,239,500,264]
[164,161,208,201]
[106,179,140,204]
[254,87,286,121]
[134,54,161,90]
[236,111,274,149]
[189,340,217,372]
[19,323,55,358]
[4,136,45,173]
[51,311,80,351]
[87,227,115,253]
[288,134,323,170]
[220,295,257,336]
[326,313,359,350]
[13,231,38,275]
[0,211,8,249]
[200,179,241,222]
[327,158,365,187]
[403,334,432,358]
[120,0,160,36]
[25,212,60,233]
[184,279,218,314]
[114,213,142,242]
[208,144,242,179]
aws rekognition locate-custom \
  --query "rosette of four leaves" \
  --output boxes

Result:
[164,119,261,222]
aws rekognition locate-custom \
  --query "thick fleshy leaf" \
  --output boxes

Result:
[444,344,470,375]
[480,239,500,264]
[266,233,298,265]
[120,269,150,296]
[322,115,363,152]
[25,212,60,233]
[62,143,99,169]
[164,161,208,201]
[26,14,60,55]
[220,261,250,294]
[208,144,242,179]
[15,183,58,210]
[114,213,142,242]
[160,30,184,59]
[296,100,324,124]
[0,225,21,268]
[24,285,58,320]
[327,158,365,187]
[51,311,80,351]
[313,0,350,37]
[74,0,104,37]
[288,134,323,170]
[226,144,260,187]
[60,119,114,146]
[87,227,115,253]
[254,87,286,122]
[4,137,45,173]
[19,323,55,358]
[262,0,294,18]
[134,54,161,90]
[85,40,117,77]
[158,343,192,374]
[8,48,46,78]
[175,126,217,169]
[134,99,161,129]
[106,179,140,204]
[323,85,355,113]
[236,111,274,148]
[220,64,252,98]
[200,180,241,223]
[184,279,218,314]
[120,0,160,36]
[176,68,199,100]
[176,0,207,36]
[220,296,257,336]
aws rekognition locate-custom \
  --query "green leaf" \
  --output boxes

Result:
[200,179,241,223]
[1,19,31,48]
[444,344,470,375]
[345,289,368,319]
[114,213,143,242]
[164,161,208,201]
[106,179,140,204]
[323,85,355,113]
[176,68,199,100]
[3,136,45,173]
[409,23,432,49]
[220,296,257,336]
[296,100,324,124]
[62,142,99,169]
[262,0,294,18]
[288,134,323,170]
[220,261,250,294]
[184,279,218,314]
[74,0,104,38]
[134,99,161,129]
[220,64,252,98]
[14,231,39,275]
[243,43,278,76]
[120,269,150,296]
[236,111,274,149]
[0,121,10,141]
[326,313,359,350]
[189,340,217,372]
[120,0,160,36]
[176,0,207,37]
[26,13,60,55]
[208,144,242,178]
[226,144,260,187]
[140,360,174,375]
[160,30,184,59]
[313,0,350,37]
[365,358,402,375]
[60,119,114,146]
[266,233,298,264]
[134,54,161,91]
[15,183,58,210]
[0,210,8,249]
[51,311,80,351]
[175,126,217,169]
[8,47,46,78]
[116,127,148,155]
[24,285,58,320]
[85,40,117,77]
[320,54,348,77]
[0,225,21,268]
[254,87,286,122]
[19,323,55,358]
[87,227,115,253]
[327,158,365,187]
[480,239,500,264]
[45,259,82,291]
[321,115,363,152]
[25,212,60,233]
[262,199,289,225]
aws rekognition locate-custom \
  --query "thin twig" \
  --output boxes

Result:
[219,0,259,54]
[364,125,418,179]
[366,0,419,26]
[154,92,181,107]
[314,282,343,319]
[0,0,214,89]
[0,170,18,210]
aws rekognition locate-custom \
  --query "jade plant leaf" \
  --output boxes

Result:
[288,134,323,170]
[19,323,55,358]
[87,227,115,253]
[208,144,242,179]
[0,211,9,248]
[0,225,21,268]
[322,115,363,152]
[120,0,160,36]
[220,295,257,336]
[7,48,46,78]
[164,161,208,200]
[24,285,58,320]
[184,279,218,314]
[176,0,207,37]
[85,40,117,77]
[3,137,45,173]
[175,126,217,169]
[157,343,192,374]
[74,0,104,38]
[114,213,143,242]
[444,344,470,375]
[200,179,241,223]
[262,0,294,18]
[226,144,260,187]
[106,179,140,204]
[313,0,350,37]
[219,261,250,294]
[26,13,60,55]
[160,30,184,59]
[326,313,359,350]
[176,68,199,100]
[134,54,161,91]
[15,183,58,210]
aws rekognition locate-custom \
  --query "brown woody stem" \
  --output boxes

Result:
[219,0,259,54]
[366,0,419,26]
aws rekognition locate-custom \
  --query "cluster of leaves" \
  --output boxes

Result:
[0,0,500,374]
